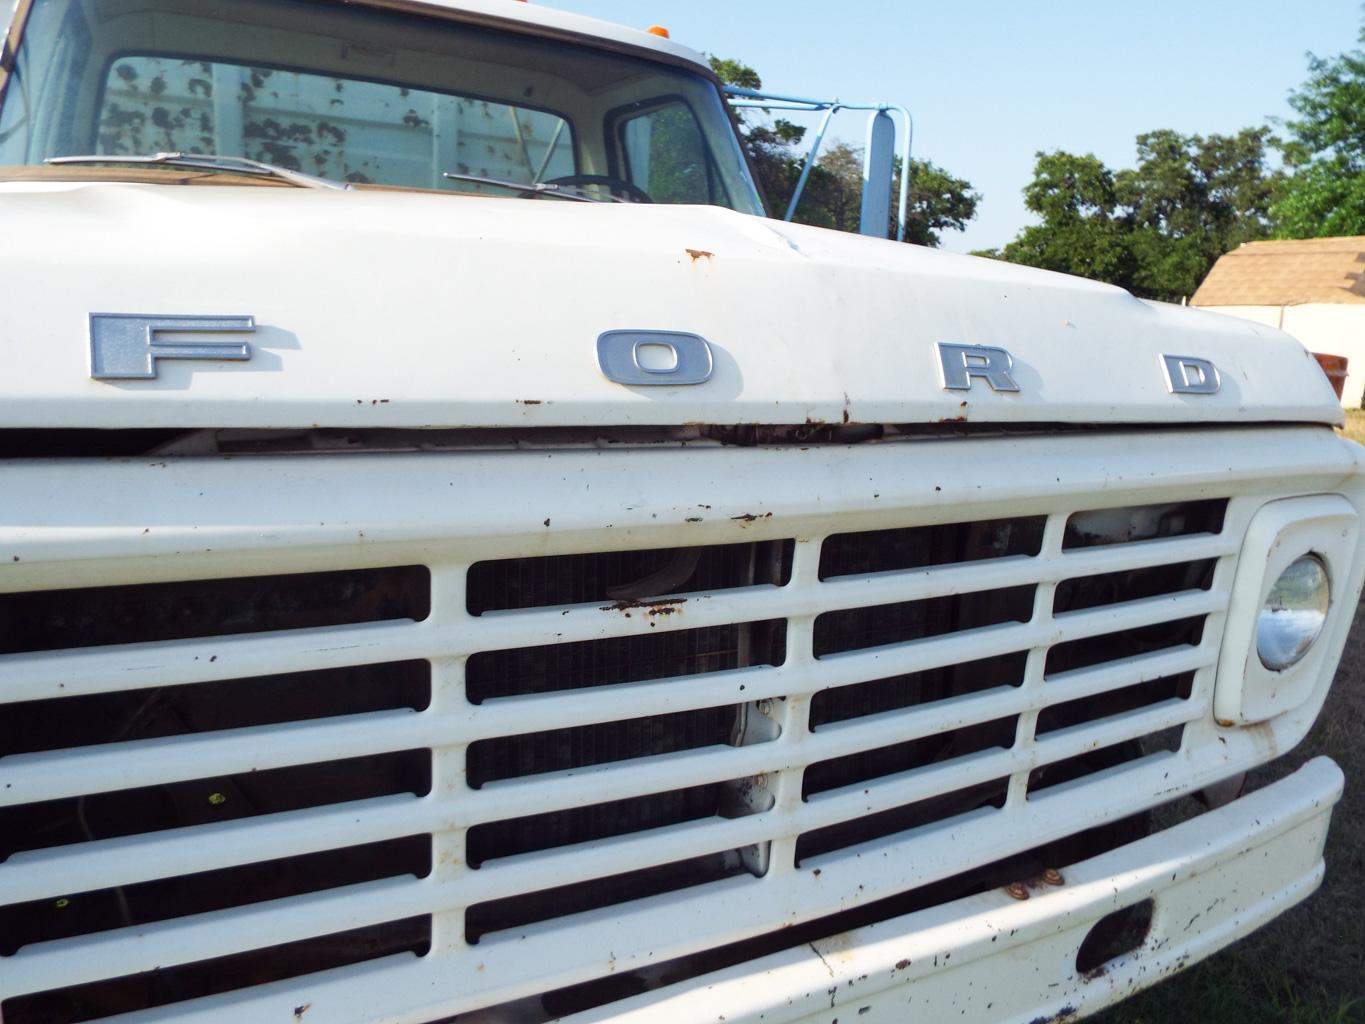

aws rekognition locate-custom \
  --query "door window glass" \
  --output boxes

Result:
[620,101,725,206]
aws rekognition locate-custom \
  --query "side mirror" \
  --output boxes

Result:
[859,110,896,238]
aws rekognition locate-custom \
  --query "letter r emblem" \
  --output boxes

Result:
[936,342,1021,393]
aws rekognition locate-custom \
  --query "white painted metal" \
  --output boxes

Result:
[0,185,1344,430]
[358,0,714,70]
[0,796,423,904]
[4,427,1357,584]
[1214,494,1361,723]
[563,757,1345,1024]
[1,0,19,40]
[1,428,1363,1021]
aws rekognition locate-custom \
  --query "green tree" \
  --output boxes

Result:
[1274,28,1365,236]
[804,141,863,231]
[707,57,761,93]
[996,151,1138,288]
[990,130,1278,301]
[707,56,978,246]
[1120,128,1280,297]
[902,159,979,246]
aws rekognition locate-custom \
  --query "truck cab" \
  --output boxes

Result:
[0,2,1360,1023]
[1,0,762,207]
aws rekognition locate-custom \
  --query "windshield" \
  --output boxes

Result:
[0,0,763,212]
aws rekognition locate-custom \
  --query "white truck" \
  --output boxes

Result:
[0,1,1360,1022]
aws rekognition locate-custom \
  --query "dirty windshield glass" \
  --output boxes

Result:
[0,0,762,211]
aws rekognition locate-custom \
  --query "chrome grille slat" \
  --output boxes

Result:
[9,431,1340,1024]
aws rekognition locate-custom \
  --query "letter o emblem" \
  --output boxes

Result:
[597,331,714,386]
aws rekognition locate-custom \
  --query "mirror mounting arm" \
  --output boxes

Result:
[724,86,914,242]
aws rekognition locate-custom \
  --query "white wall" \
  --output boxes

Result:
[1201,303,1365,408]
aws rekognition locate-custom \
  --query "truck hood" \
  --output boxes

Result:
[0,181,1341,430]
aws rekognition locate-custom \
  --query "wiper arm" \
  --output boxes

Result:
[46,152,347,190]
[441,171,623,203]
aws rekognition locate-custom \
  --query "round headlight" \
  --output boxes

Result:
[1256,555,1330,671]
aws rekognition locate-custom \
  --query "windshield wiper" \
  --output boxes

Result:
[441,171,623,203]
[46,152,347,190]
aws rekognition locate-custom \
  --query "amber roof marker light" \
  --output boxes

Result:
[647,25,671,37]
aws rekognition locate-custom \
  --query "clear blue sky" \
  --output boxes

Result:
[547,0,1361,252]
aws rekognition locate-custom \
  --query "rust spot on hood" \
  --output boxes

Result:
[938,400,970,423]
[686,248,714,262]
[730,512,773,524]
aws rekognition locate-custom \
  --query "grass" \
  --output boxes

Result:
[1091,598,1365,1024]
[1339,409,1365,447]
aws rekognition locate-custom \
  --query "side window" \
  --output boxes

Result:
[620,100,725,205]
[0,0,93,164]
[95,56,574,188]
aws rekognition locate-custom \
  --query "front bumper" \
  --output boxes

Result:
[568,757,1344,1024]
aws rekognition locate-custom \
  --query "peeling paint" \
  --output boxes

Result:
[602,596,686,614]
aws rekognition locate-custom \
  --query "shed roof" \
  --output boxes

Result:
[1191,236,1365,307]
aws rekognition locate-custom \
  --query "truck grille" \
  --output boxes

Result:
[0,442,1254,1023]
